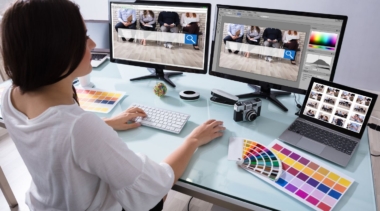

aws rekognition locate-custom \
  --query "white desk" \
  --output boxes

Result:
[85,61,377,211]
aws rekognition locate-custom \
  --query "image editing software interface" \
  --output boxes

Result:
[305,82,373,133]
[110,2,209,71]
[210,7,346,91]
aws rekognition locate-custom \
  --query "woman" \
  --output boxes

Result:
[181,12,200,50]
[140,10,156,46]
[244,26,261,58]
[1,1,225,210]
[282,30,300,65]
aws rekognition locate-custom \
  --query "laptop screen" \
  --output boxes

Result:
[303,81,374,134]
[85,20,110,53]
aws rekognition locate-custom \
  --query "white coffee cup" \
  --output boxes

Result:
[78,74,94,88]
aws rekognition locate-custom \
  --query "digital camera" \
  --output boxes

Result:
[233,98,262,122]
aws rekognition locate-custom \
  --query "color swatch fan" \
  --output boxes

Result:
[237,138,283,181]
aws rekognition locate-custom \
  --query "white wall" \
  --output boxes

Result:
[76,0,380,91]
[0,0,14,15]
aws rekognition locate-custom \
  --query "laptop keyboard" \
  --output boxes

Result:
[92,53,107,60]
[288,121,357,155]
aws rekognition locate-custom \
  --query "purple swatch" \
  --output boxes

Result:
[306,178,319,187]
[281,148,292,156]
[285,184,298,193]
[298,157,310,165]
[289,152,301,161]
[297,172,309,181]
[296,189,308,199]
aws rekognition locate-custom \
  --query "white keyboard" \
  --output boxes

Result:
[130,103,190,134]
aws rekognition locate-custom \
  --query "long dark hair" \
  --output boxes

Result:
[1,0,87,104]
[143,10,154,18]
[250,26,260,33]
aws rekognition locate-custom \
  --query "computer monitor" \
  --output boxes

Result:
[109,1,211,87]
[209,5,348,111]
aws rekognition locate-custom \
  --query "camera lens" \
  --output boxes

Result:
[245,110,257,121]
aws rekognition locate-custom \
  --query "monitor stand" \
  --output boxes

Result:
[236,84,291,112]
[130,68,182,87]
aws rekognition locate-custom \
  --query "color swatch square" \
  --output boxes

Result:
[317,202,332,211]
[298,157,310,165]
[295,189,308,199]
[311,189,325,200]
[285,183,298,193]
[322,195,338,207]
[293,162,305,171]
[328,189,342,200]
[300,183,315,193]
[323,178,335,188]
[306,196,319,205]
[317,183,330,194]
[297,172,309,181]
[307,178,319,187]
[338,177,351,187]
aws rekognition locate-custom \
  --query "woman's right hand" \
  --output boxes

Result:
[186,120,225,147]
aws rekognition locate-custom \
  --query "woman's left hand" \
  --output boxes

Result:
[104,107,147,131]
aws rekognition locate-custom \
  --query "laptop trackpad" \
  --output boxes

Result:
[296,137,326,155]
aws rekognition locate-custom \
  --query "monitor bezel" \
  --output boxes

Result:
[108,1,211,74]
[300,77,378,139]
[208,4,348,94]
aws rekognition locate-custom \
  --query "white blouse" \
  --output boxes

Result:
[1,85,174,211]
[181,13,199,26]
[283,32,300,43]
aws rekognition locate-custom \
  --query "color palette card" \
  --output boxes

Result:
[75,87,126,113]
[269,140,354,211]
[228,137,283,181]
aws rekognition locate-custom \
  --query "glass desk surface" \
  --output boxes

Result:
[88,61,376,211]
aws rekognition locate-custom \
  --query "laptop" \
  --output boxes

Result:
[85,20,110,68]
[279,77,378,167]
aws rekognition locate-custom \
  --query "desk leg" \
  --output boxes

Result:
[0,166,18,208]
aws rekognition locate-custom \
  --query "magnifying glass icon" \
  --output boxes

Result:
[186,35,196,44]
[285,50,294,59]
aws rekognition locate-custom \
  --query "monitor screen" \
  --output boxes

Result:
[209,5,347,93]
[109,1,210,73]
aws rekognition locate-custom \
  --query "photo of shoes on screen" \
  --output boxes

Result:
[111,4,208,69]
[305,82,374,133]
[218,23,306,81]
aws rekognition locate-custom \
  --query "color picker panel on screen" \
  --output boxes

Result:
[270,140,353,211]
[239,139,282,181]
[76,88,126,113]
[309,31,338,50]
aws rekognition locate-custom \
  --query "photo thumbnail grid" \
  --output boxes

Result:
[305,82,372,133]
